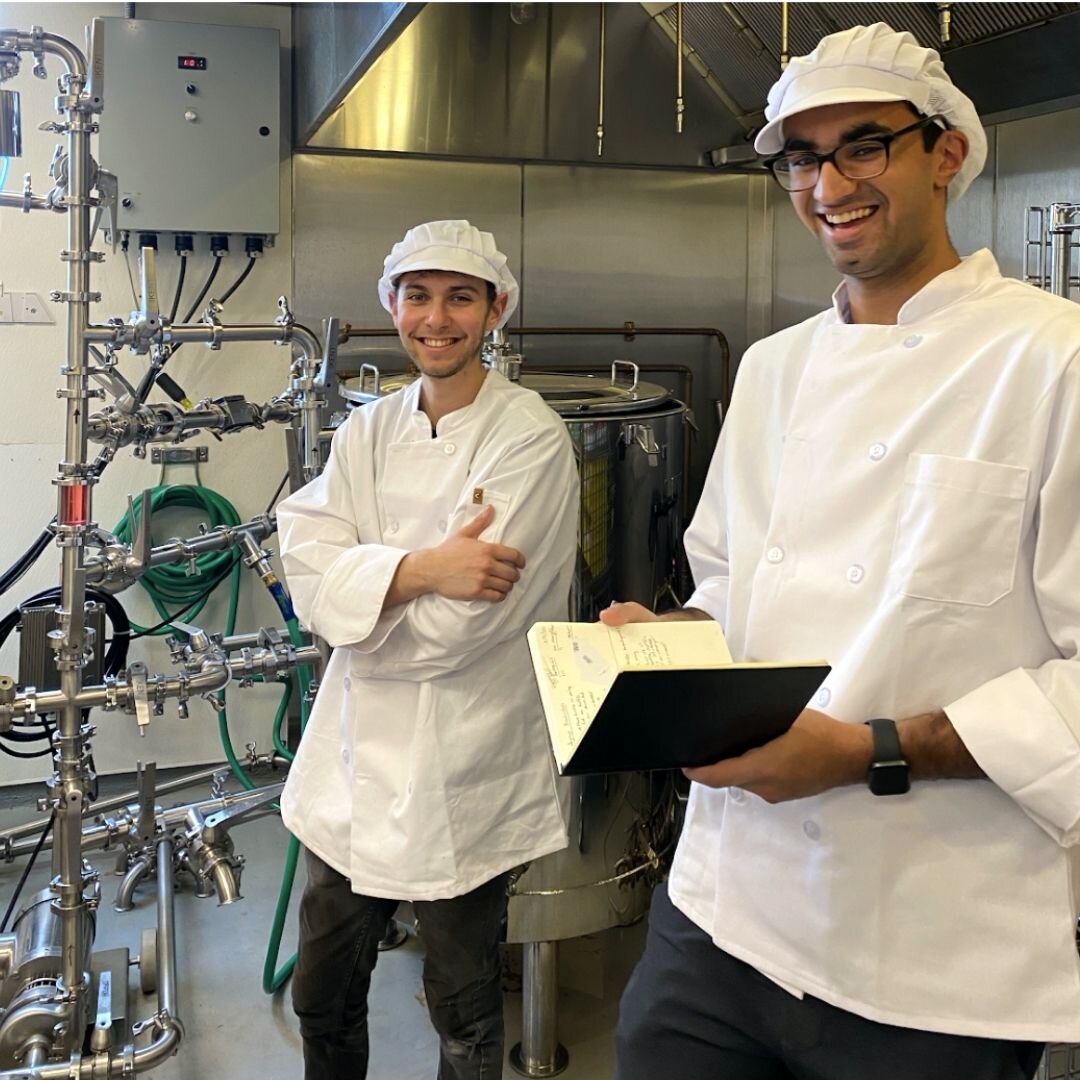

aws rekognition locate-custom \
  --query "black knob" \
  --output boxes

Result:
[258,126,271,137]
[185,83,197,95]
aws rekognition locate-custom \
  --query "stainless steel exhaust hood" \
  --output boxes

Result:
[294,2,1080,166]
[651,2,1080,129]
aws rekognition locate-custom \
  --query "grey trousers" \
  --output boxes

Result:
[615,883,1045,1080]
[292,848,509,1080]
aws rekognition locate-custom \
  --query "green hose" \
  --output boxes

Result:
[113,485,242,635]
[262,614,310,994]
[114,484,312,994]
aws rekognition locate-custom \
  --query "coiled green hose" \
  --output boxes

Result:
[114,484,310,993]
[113,485,243,635]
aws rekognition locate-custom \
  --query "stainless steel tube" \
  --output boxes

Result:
[153,838,178,1020]
[0,88,20,157]
[0,189,53,211]
[113,855,151,912]
[510,942,568,1077]
[0,765,231,852]
[2,642,321,720]
[1049,228,1072,299]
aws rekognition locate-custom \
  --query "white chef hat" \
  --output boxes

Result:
[377,219,519,330]
[754,23,987,201]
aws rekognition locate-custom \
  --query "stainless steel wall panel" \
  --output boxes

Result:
[767,183,837,333]
[995,108,1080,280]
[521,164,748,501]
[521,166,748,331]
[947,126,997,258]
[291,153,524,331]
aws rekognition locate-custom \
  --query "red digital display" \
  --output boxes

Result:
[177,56,207,70]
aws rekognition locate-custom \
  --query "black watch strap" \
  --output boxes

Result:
[867,718,911,796]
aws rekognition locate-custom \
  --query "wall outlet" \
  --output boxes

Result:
[0,292,54,324]
[14,292,53,324]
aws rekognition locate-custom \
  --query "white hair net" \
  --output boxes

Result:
[377,220,519,329]
[754,23,987,201]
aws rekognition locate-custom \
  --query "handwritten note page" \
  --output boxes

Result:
[528,622,616,768]
[527,621,737,769]
[609,622,733,669]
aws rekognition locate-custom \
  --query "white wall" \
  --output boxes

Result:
[0,2,296,785]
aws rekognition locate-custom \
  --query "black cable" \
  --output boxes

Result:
[0,743,52,760]
[0,811,54,932]
[168,253,188,324]
[219,256,256,306]
[0,724,53,743]
[265,472,289,515]
[127,585,222,640]
[147,255,225,379]
[182,255,223,325]
[0,523,54,600]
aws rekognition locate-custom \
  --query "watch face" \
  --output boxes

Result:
[869,762,911,797]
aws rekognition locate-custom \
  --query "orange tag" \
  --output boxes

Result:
[472,488,485,505]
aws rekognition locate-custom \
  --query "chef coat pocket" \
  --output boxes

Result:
[891,454,1029,607]
[453,491,514,544]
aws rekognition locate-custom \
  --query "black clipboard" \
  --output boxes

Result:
[554,663,830,775]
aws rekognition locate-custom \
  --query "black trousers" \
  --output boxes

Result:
[615,883,1045,1080]
[292,848,509,1080]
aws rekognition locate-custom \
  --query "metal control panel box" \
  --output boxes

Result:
[98,17,280,236]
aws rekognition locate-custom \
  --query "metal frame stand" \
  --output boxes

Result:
[509,941,569,1078]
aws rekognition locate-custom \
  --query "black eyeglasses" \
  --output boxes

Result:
[764,114,946,192]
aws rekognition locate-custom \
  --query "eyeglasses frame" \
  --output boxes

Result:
[763,114,949,192]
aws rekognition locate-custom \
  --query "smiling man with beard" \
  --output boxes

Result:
[606,23,1080,1080]
[275,220,578,1080]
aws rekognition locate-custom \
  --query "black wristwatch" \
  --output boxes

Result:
[867,718,910,796]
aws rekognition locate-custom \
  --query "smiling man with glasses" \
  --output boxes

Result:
[608,21,1080,1080]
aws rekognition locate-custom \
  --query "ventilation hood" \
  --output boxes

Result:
[294,2,1080,166]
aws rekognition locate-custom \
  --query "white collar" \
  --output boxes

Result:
[829,249,1002,326]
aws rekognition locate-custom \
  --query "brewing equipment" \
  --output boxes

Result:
[1025,203,1080,300]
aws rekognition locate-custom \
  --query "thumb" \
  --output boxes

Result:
[457,503,495,539]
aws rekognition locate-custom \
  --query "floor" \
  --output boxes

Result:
[0,771,644,1080]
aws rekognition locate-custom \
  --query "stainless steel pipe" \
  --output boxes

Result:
[0,89,20,157]
[509,942,568,1077]
[2,644,321,721]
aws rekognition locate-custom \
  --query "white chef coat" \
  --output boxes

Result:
[276,370,577,901]
[669,249,1080,1041]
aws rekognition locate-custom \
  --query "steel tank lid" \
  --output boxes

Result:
[340,362,672,416]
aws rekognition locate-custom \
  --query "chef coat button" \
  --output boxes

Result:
[868,442,887,461]
[766,546,784,564]
[816,687,831,708]
[443,442,456,455]
[341,748,350,765]
[343,677,351,692]
[903,334,922,348]
[846,564,865,584]
[729,789,746,805]
[388,520,399,534]
[438,520,447,533]
[803,821,821,841]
